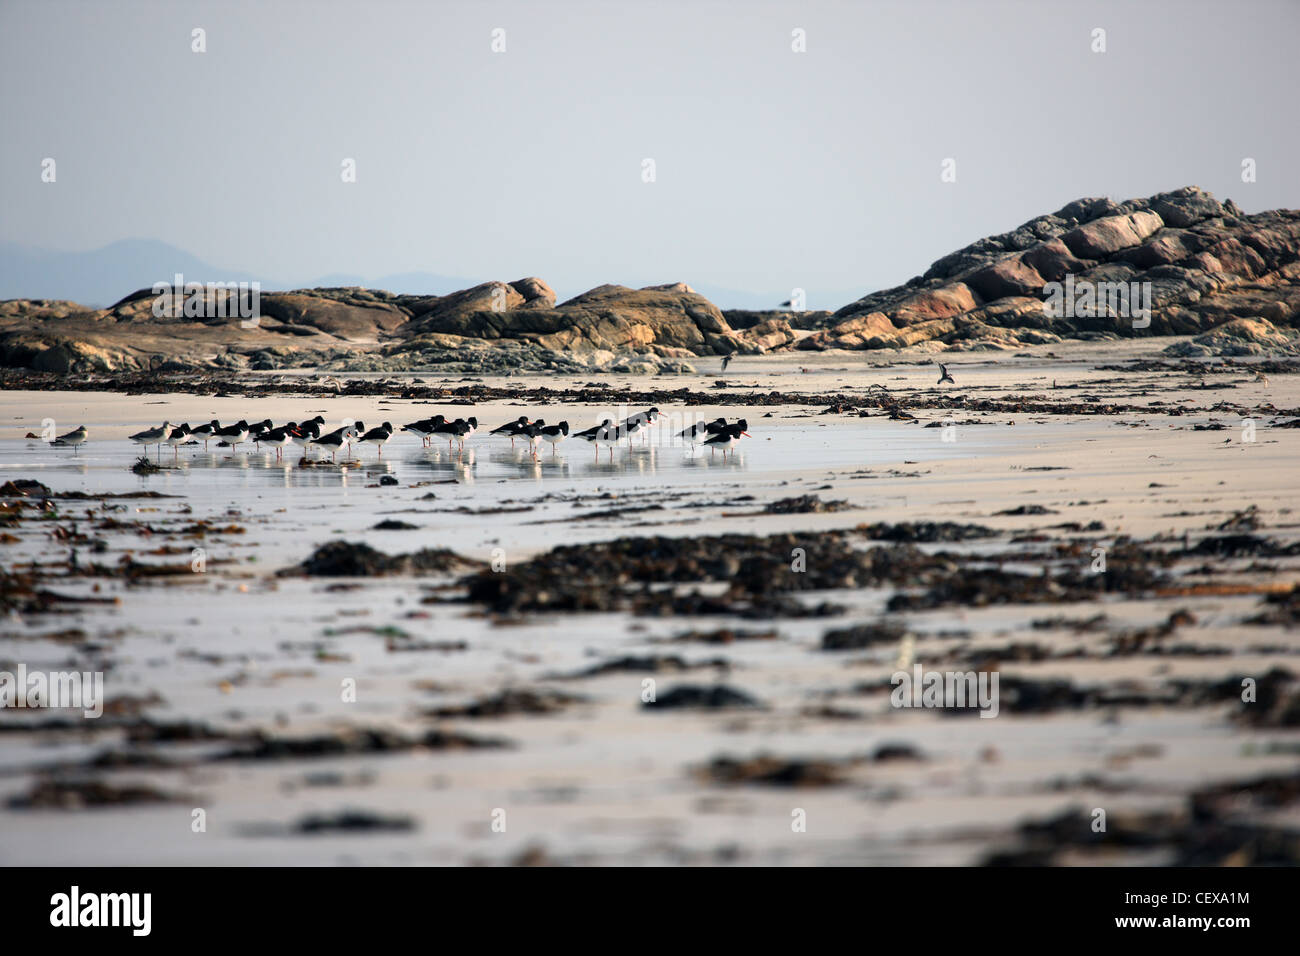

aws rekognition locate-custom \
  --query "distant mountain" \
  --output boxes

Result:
[0,237,842,311]
[0,239,278,308]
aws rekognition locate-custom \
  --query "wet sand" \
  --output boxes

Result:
[1,339,1298,865]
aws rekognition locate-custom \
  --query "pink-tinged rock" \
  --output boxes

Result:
[829,311,895,338]
[1139,233,1192,266]
[966,296,1052,329]
[1238,228,1294,269]
[889,284,977,326]
[867,317,957,349]
[1152,189,1225,228]
[796,312,894,351]
[965,256,1046,299]
[1204,238,1267,278]
[1021,239,1091,282]
[1061,210,1164,258]
[741,318,798,352]
[1191,252,1225,274]
[508,277,556,308]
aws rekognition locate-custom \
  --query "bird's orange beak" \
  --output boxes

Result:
[742,431,751,437]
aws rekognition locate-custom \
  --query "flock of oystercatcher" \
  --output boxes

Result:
[43,407,753,463]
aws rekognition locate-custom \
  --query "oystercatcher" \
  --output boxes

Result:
[214,420,250,451]
[130,422,173,456]
[539,421,568,457]
[621,407,659,445]
[454,417,478,452]
[401,415,444,447]
[703,421,749,460]
[50,425,88,453]
[489,415,532,448]
[937,363,955,386]
[677,417,728,446]
[593,421,621,462]
[518,420,548,460]
[247,419,274,448]
[358,422,394,458]
[164,423,192,461]
[433,417,476,453]
[575,419,614,461]
[259,422,300,461]
[292,416,326,460]
[309,422,361,463]
[189,420,219,450]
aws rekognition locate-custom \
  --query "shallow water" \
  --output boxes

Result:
[2,378,1298,866]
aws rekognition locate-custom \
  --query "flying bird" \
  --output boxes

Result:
[937,363,955,386]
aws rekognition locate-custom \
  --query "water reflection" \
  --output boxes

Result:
[11,432,770,498]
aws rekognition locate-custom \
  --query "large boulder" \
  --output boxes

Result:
[797,311,895,350]
[965,256,1046,299]
[1021,238,1092,282]
[259,291,407,341]
[888,283,978,326]
[1061,211,1164,259]
[1151,187,1227,228]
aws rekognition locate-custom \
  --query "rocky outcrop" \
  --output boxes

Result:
[0,278,755,374]
[3,186,1298,371]
[1163,316,1300,357]
[401,280,749,357]
[822,187,1300,352]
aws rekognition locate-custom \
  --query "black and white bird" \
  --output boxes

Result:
[721,355,732,373]
[702,421,749,460]
[292,416,326,460]
[575,419,614,461]
[51,425,88,453]
[593,421,621,461]
[247,419,274,448]
[130,422,173,455]
[539,421,568,457]
[214,420,250,450]
[489,416,532,448]
[401,415,445,447]
[937,363,955,386]
[164,423,192,461]
[517,420,548,460]
[358,422,394,458]
[434,416,477,453]
[456,416,478,448]
[677,417,728,446]
[259,422,300,461]
[309,422,362,463]
[189,420,219,450]
[620,407,659,445]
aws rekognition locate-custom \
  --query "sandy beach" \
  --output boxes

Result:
[1,340,1297,865]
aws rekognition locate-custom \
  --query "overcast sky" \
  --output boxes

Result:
[2,0,1297,305]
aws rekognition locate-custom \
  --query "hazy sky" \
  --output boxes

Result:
[2,0,1297,305]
